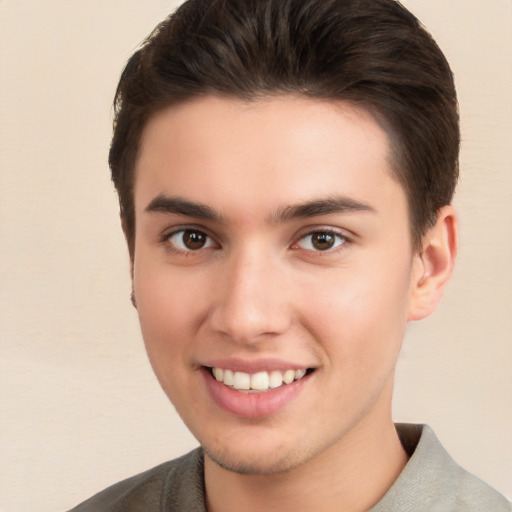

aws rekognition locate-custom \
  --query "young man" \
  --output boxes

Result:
[71,0,510,510]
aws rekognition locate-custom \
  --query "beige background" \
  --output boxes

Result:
[0,1,510,510]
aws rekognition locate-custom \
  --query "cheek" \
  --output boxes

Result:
[133,263,206,369]
[300,262,412,364]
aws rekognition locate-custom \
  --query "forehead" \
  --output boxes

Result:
[134,95,405,224]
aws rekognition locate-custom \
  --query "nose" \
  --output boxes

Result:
[207,247,291,345]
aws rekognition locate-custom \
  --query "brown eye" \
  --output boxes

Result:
[183,230,207,250]
[168,229,214,251]
[311,232,335,250]
[297,231,346,251]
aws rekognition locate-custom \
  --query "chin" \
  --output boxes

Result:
[205,446,299,475]
[201,432,321,476]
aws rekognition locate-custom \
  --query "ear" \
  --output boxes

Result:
[408,205,458,321]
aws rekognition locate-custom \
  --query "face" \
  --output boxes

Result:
[132,96,423,474]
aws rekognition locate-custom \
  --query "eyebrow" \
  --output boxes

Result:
[145,195,223,221]
[271,196,376,223]
[144,194,375,223]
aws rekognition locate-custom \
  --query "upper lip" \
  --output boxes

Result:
[201,357,315,374]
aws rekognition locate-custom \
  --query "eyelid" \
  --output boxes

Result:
[291,227,351,253]
[158,224,352,254]
[160,225,220,253]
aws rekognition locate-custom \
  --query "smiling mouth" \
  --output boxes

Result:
[208,367,314,392]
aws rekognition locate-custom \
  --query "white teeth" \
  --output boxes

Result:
[295,369,306,380]
[211,367,309,392]
[233,371,251,390]
[269,370,283,388]
[223,369,234,386]
[251,371,269,390]
[282,369,295,385]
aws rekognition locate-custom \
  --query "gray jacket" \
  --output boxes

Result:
[69,424,511,511]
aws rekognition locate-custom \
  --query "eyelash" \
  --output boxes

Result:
[161,227,217,255]
[292,229,348,253]
[160,227,350,256]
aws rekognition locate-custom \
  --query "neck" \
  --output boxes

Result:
[204,415,408,512]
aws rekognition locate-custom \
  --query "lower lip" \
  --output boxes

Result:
[202,369,310,419]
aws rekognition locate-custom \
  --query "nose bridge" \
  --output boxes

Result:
[209,242,289,343]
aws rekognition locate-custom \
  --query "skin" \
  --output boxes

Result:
[130,95,457,512]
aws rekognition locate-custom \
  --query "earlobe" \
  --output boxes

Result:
[408,205,458,321]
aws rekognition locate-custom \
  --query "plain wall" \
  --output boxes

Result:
[0,1,510,510]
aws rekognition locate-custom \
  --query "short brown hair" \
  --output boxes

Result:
[110,0,459,256]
